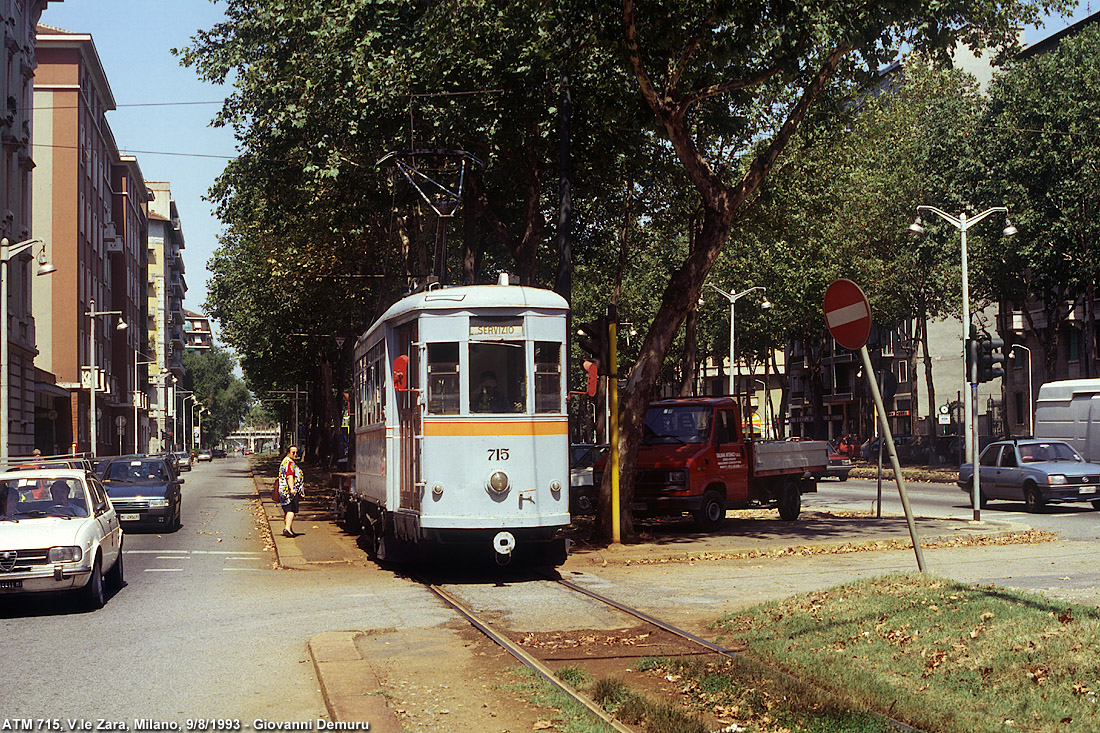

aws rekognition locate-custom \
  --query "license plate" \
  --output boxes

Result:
[0,579,22,589]
[119,513,141,521]
[1080,487,1096,495]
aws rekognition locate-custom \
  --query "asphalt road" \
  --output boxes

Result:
[806,474,1100,542]
[0,457,444,726]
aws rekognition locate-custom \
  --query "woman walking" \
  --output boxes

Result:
[279,445,304,537]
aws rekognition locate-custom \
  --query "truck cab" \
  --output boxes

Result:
[597,397,826,529]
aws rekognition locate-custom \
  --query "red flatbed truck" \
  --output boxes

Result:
[597,397,828,529]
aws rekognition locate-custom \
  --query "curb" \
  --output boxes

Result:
[249,466,297,569]
[308,631,403,732]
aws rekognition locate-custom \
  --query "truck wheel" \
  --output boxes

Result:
[1024,484,1045,513]
[694,491,726,531]
[778,480,801,521]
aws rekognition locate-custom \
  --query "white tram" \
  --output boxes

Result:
[342,279,571,564]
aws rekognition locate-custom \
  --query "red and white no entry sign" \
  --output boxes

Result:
[824,279,871,350]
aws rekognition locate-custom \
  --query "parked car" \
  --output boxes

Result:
[569,443,608,514]
[958,439,1100,513]
[211,448,227,459]
[0,468,124,609]
[98,457,183,531]
[196,449,213,462]
[813,446,852,481]
[860,435,927,463]
[173,451,192,472]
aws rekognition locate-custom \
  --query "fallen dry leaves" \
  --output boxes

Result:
[619,529,1057,566]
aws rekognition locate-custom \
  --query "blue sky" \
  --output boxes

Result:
[38,1,1097,341]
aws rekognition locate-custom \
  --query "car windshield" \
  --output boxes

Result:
[1018,442,1083,463]
[0,476,91,520]
[642,406,712,445]
[106,460,169,483]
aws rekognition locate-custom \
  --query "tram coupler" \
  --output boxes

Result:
[492,531,516,565]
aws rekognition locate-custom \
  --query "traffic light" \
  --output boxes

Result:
[577,316,610,376]
[965,336,980,384]
[977,334,1005,383]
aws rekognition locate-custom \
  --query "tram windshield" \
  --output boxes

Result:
[470,341,526,413]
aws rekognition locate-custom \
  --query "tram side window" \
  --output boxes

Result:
[534,342,561,413]
[469,341,526,413]
[427,342,460,414]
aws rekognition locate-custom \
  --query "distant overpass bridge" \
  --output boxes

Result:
[226,428,278,453]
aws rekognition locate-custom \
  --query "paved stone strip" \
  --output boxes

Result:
[308,631,403,732]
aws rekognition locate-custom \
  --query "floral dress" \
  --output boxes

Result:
[278,455,304,506]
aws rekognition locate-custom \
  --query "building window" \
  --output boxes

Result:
[1067,329,1080,363]
[896,359,909,385]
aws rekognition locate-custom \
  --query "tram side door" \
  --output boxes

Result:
[395,322,422,512]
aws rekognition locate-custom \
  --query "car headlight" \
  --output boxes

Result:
[148,498,171,507]
[48,546,82,563]
[1047,475,1067,485]
[667,470,686,483]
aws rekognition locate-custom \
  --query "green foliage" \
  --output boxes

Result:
[181,346,252,447]
[974,24,1100,371]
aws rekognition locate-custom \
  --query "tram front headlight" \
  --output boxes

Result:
[432,483,444,499]
[549,480,562,495]
[488,471,510,494]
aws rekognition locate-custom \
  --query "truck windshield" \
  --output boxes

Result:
[642,406,712,444]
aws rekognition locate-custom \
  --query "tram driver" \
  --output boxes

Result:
[472,370,508,413]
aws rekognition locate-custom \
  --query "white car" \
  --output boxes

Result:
[0,468,124,610]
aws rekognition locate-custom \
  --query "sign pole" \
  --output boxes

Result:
[825,279,924,572]
[607,307,620,545]
[860,345,925,572]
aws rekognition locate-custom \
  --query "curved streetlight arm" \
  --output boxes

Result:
[705,283,766,304]
[916,205,1008,232]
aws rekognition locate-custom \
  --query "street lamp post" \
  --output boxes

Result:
[910,206,1015,520]
[0,238,54,461]
[133,358,168,454]
[1011,344,1034,437]
[705,284,772,398]
[86,299,128,458]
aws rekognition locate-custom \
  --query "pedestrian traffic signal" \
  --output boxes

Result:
[977,335,1005,383]
[577,317,610,376]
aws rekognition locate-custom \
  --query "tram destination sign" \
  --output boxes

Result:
[469,321,523,337]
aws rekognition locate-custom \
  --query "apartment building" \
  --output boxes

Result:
[146,181,186,453]
[183,309,211,351]
[32,24,150,456]
[0,0,54,458]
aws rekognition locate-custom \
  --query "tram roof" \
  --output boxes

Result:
[362,284,568,342]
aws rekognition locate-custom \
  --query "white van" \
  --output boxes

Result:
[1034,379,1100,461]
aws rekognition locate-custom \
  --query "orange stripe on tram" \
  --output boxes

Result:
[422,420,568,437]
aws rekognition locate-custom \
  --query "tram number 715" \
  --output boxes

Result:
[488,448,510,461]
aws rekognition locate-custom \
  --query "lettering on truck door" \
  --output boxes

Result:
[713,408,749,500]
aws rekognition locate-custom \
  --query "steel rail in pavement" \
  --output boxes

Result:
[420,578,637,733]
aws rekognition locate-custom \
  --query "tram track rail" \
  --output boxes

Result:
[416,571,926,733]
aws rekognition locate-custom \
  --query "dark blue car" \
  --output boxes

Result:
[99,457,183,531]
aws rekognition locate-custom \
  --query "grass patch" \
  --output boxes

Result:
[715,572,1100,732]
